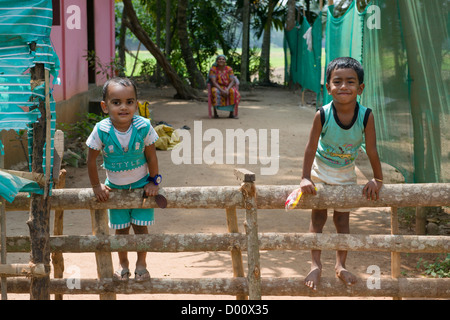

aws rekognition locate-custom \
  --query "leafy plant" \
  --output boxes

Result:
[416,254,450,278]
[84,50,125,80]
[59,113,104,141]
[140,58,156,80]
[58,113,105,167]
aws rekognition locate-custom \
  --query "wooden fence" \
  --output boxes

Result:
[1,169,450,300]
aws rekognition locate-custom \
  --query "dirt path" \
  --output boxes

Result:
[5,84,432,300]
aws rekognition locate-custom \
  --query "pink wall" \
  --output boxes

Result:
[94,0,116,85]
[50,0,115,102]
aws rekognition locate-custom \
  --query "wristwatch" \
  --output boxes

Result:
[148,174,162,185]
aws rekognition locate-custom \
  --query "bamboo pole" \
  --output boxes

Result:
[3,277,450,298]
[225,207,247,300]
[5,233,449,254]
[236,169,261,300]
[7,183,450,211]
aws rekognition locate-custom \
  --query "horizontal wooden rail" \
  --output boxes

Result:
[4,233,449,253]
[0,263,47,278]
[3,277,449,298]
[6,183,450,211]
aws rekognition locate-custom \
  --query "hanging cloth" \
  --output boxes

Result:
[0,171,43,203]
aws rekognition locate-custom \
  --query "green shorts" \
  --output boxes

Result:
[105,175,155,230]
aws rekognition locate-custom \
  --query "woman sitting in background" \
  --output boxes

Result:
[208,55,241,118]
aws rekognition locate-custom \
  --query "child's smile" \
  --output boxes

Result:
[326,68,364,107]
[101,83,138,132]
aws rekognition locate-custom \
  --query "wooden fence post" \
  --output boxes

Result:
[235,169,261,300]
[1,197,6,300]
[27,59,51,300]
[51,169,66,300]
[90,209,116,300]
[391,207,402,300]
[225,206,247,300]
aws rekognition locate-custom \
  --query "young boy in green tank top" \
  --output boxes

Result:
[300,57,383,290]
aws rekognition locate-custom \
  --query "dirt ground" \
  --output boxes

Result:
[5,81,442,300]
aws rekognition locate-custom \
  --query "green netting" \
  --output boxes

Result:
[324,1,367,104]
[0,0,60,196]
[362,0,450,183]
[284,12,322,97]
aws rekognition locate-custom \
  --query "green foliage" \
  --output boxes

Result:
[140,58,157,80]
[84,50,125,80]
[119,0,278,82]
[59,113,105,142]
[416,254,450,278]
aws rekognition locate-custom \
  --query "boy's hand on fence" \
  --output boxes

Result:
[300,178,317,195]
[93,184,111,202]
[363,179,382,201]
[144,182,159,197]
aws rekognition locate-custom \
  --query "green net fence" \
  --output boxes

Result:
[285,0,450,183]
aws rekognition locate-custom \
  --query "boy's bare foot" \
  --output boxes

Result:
[304,267,321,290]
[336,267,357,286]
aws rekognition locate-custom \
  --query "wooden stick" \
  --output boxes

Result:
[1,197,6,300]
[236,169,261,300]
[225,207,247,300]
[44,69,51,199]
[0,169,45,186]
[0,263,47,277]
[3,277,450,298]
[51,169,66,300]
[391,207,402,300]
[28,61,51,300]
[5,233,449,254]
[90,209,116,300]
[7,183,450,211]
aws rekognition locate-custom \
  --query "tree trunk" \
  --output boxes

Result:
[259,0,275,84]
[118,6,127,76]
[155,0,162,86]
[240,0,250,87]
[165,0,172,56]
[286,0,296,31]
[122,0,198,99]
[177,0,205,89]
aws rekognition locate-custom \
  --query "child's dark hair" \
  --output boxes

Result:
[102,77,137,101]
[326,57,364,84]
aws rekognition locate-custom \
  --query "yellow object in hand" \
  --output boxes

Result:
[285,187,318,211]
